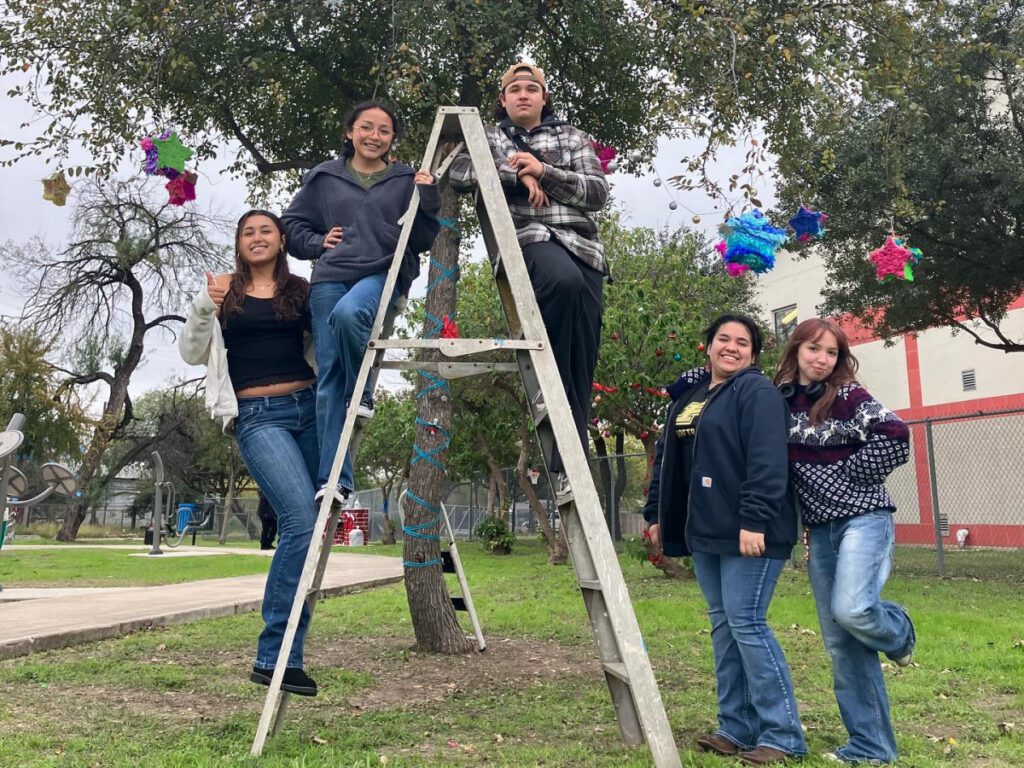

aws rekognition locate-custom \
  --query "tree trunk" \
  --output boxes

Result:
[57,411,120,541]
[515,421,566,564]
[481,445,507,518]
[402,180,472,655]
[610,432,625,541]
[592,432,615,536]
[218,459,236,545]
[380,480,397,545]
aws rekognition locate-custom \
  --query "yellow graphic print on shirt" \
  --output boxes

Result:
[674,398,708,438]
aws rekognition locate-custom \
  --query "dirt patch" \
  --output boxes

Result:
[309,635,601,712]
[1,635,601,729]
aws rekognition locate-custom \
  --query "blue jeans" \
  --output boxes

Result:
[234,387,319,669]
[692,551,808,756]
[309,275,395,491]
[808,511,916,764]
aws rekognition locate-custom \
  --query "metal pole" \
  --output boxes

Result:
[149,452,164,555]
[924,421,945,576]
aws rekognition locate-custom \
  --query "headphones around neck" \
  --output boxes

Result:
[778,380,826,400]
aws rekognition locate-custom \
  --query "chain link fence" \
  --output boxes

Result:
[886,408,1024,581]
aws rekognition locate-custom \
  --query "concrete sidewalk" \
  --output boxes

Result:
[0,549,403,660]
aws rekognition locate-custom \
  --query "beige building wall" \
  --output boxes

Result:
[915,311,1024,406]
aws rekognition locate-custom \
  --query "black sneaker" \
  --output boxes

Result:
[250,665,318,697]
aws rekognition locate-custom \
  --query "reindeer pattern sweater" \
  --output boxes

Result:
[786,382,910,525]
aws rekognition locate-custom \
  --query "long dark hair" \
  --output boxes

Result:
[222,210,308,324]
[703,313,764,365]
[773,318,860,424]
[340,101,400,159]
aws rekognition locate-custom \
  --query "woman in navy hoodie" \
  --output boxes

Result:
[642,314,806,766]
[283,101,441,502]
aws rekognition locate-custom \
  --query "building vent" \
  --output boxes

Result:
[938,514,949,537]
[961,369,977,392]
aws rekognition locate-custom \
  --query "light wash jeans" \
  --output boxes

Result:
[808,510,916,764]
[692,551,808,756]
[234,387,319,669]
[309,275,396,492]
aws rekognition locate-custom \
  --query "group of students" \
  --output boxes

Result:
[644,314,915,765]
[178,59,915,765]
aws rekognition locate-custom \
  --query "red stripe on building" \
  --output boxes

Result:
[896,523,1024,549]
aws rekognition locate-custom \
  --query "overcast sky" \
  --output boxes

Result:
[0,72,775,402]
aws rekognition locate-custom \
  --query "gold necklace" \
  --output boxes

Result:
[352,163,386,183]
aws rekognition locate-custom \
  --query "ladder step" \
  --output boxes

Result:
[578,579,603,592]
[379,361,521,377]
[441,550,456,573]
[369,338,543,354]
[451,596,467,611]
[603,662,630,683]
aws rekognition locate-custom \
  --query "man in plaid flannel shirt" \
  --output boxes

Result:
[450,61,610,478]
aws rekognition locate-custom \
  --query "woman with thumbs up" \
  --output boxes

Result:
[180,209,321,698]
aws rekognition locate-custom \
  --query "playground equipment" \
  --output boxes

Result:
[146,451,216,554]
[1,412,79,589]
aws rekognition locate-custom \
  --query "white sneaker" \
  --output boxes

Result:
[356,397,375,419]
[314,486,349,507]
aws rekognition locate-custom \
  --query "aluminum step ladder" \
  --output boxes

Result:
[251,106,679,768]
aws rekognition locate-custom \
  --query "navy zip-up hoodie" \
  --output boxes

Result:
[641,366,797,560]
[282,159,442,297]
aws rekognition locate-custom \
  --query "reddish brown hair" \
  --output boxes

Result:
[774,318,860,424]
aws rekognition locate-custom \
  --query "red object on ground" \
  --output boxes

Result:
[333,508,370,545]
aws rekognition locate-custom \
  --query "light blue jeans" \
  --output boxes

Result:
[234,387,319,669]
[692,551,808,756]
[808,510,916,764]
[309,275,396,492]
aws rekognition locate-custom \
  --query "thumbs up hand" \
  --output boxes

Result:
[205,271,228,315]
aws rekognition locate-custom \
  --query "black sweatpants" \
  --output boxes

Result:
[522,240,604,472]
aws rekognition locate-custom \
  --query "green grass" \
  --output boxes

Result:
[1,540,1022,766]
[0,547,272,586]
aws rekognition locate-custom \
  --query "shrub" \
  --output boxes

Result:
[475,514,515,555]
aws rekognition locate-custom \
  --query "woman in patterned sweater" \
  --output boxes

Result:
[775,318,916,765]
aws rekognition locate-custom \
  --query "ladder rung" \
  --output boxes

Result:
[369,338,543,355]
[603,662,630,683]
[379,361,521,378]
[578,580,602,592]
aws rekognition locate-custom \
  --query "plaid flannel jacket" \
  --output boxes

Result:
[449,118,609,273]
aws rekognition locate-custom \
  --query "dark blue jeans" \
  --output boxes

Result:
[234,387,318,669]
[692,551,808,756]
[309,275,396,492]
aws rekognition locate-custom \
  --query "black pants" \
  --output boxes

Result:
[257,494,278,549]
[522,240,604,472]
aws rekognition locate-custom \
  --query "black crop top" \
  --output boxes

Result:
[221,296,315,391]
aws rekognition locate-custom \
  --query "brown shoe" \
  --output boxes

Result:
[696,732,740,756]
[739,746,793,765]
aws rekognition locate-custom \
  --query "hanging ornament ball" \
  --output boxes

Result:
[594,395,603,404]
[603,430,612,438]
[628,149,644,162]
[692,214,701,224]
[673,352,682,361]
[592,417,600,426]
[697,342,706,352]
[610,331,620,340]
[606,159,619,172]
[630,382,641,390]
[655,348,664,357]
[640,430,650,440]
[669,201,679,211]
[668,332,677,340]
[653,178,662,187]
